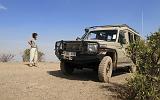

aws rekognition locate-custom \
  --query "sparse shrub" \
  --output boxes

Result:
[126,30,160,100]
[22,49,30,62]
[0,54,15,62]
[22,49,45,62]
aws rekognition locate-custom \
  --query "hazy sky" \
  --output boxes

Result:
[0,0,160,61]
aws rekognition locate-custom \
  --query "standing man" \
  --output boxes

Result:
[28,33,38,67]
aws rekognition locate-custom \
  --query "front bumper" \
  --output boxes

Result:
[55,40,100,60]
[57,50,99,61]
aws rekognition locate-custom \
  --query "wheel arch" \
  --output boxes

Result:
[105,49,118,68]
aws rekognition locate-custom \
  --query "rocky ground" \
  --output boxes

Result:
[0,62,131,100]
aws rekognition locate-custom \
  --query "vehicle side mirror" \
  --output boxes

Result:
[122,38,126,44]
[120,38,126,44]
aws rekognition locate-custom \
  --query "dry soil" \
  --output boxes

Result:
[0,62,131,100]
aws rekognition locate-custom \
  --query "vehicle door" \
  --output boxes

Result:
[116,30,129,63]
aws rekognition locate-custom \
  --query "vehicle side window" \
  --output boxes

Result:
[118,31,126,44]
[134,34,140,41]
[128,32,134,43]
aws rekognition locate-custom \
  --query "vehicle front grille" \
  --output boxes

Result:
[55,41,99,55]
[64,42,83,51]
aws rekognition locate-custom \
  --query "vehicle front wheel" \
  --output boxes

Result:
[98,56,113,83]
[60,61,74,75]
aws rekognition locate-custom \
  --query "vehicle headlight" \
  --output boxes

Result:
[87,43,98,52]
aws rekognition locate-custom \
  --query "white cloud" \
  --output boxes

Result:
[0,4,7,10]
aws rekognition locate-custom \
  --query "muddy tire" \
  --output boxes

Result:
[60,61,74,75]
[98,56,113,83]
[129,65,136,73]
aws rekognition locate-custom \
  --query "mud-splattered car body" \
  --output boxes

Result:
[55,24,140,82]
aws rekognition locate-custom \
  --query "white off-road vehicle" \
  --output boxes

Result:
[55,24,140,82]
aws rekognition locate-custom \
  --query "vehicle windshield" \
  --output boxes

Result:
[83,30,117,42]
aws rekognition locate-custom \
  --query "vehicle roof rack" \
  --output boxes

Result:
[86,24,139,34]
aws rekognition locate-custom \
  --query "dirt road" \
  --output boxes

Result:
[0,62,131,100]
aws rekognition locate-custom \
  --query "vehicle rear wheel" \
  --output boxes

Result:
[98,56,113,83]
[60,61,74,75]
